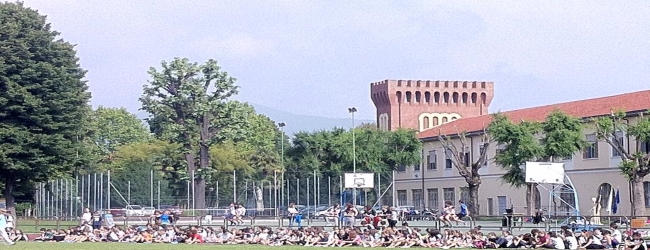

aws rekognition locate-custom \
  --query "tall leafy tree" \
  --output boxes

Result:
[438,130,490,216]
[0,2,91,215]
[593,110,650,217]
[140,58,238,209]
[91,106,151,167]
[489,113,543,215]
[489,110,584,215]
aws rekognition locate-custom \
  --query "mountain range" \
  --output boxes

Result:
[136,104,375,136]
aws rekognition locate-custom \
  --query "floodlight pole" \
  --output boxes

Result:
[348,107,357,206]
[278,122,286,208]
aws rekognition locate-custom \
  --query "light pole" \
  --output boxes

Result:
[348,107,357,205]
[278,122,286,208]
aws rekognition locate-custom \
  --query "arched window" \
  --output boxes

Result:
[396,91,402,103]
[559,185,576,215]
[405,91,412,103]
[424,92,431,103]
[422,117,429,130]
[443,92,450,103]
[434,92,440,103]
[597,183,613,208]
[415,91,421,103]
[471,93,477,104]
[452,92,459,104]
[481,93,487,105]
[462,93,468,104]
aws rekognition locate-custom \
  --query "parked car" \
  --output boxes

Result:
[159,205,183,216]
[109,207,125,217]
[143,206,156,216]
[125,205,144,216]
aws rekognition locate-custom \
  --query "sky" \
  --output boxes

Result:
[20,0,650,121]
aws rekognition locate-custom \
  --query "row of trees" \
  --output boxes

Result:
[440,110,650,217]
[0,2,425,213]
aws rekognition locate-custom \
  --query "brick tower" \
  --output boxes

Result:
[370,80,494,132]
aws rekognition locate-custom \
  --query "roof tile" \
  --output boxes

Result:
[418,90,650,139]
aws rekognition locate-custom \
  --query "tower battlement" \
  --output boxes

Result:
[370,79,494,132]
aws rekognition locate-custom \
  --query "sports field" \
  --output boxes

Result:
[6,243,321,250]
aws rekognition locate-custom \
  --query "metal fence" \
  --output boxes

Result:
[33,170,397,219]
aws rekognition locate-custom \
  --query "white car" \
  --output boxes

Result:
[143,207,156,216]
[125,205,144,216]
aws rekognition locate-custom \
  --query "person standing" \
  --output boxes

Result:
[80,208,92,225]
[287,203,299,228]
[0,209,15,245]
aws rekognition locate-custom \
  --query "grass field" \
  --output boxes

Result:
[7,242,303,250]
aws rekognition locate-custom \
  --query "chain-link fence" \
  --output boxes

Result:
[33,170,397,219]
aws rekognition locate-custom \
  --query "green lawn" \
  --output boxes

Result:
[6,242,322,250]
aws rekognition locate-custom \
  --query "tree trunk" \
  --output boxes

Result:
[195,113,211,210]
[3,178,17,219]
[468,182,480,216]
[631,175,646,218]
[525,184,534,216]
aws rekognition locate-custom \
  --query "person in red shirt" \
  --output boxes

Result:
[187,230,204,244]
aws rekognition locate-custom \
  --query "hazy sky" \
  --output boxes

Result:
[21,0,650,120]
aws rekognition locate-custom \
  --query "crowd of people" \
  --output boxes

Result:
[1,204,649,250]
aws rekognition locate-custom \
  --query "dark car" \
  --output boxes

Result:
[159,205,183,216]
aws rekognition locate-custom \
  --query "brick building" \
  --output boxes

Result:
[370,79,494,132]
[370,79,650,216]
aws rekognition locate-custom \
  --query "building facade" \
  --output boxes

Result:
[370,81,650,216]
[370,80,494,132]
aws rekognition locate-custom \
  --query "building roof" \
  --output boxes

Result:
[418,90,650,139]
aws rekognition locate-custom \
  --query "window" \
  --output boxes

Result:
[645,181,650,208]
[460,187,470,206]
[427,150,437,170]
[412,189,423,209]
[443,188,455,206]
[397,164,406,172]
[445,149,453,169]
[427,188,439,210]
[584,134,599,159]
[496,144,506,154]
[597,183,612,208]
[479,143,489,166]
[612,131,624,157]
[462,150,470,168]
[397,190,407,206]
[414,163,420,171]
[559,185,576,215]
[641,140,650,154]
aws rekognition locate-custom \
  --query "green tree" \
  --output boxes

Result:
[140,58,238,209]
[489,110,584,215]
[91,106,151,167]
[0,2,91,215]
[488,114,543,215]
[111,140,181,206]
[593,110,650,217]
[438,130,490,216]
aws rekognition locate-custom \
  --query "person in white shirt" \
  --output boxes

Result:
[549,232,566,249]
[0,209,15,245]
[564,231,579,250]
[610,223,622,248]
[80,207,92,225]
[287,203,299,228]
[235,204,246,225]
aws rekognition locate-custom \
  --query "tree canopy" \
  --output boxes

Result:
[0,2,92,214]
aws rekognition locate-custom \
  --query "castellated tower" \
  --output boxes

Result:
[370,80,494,132]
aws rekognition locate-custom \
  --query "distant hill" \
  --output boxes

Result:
[251,104,374,135]
[135,104,375,136]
